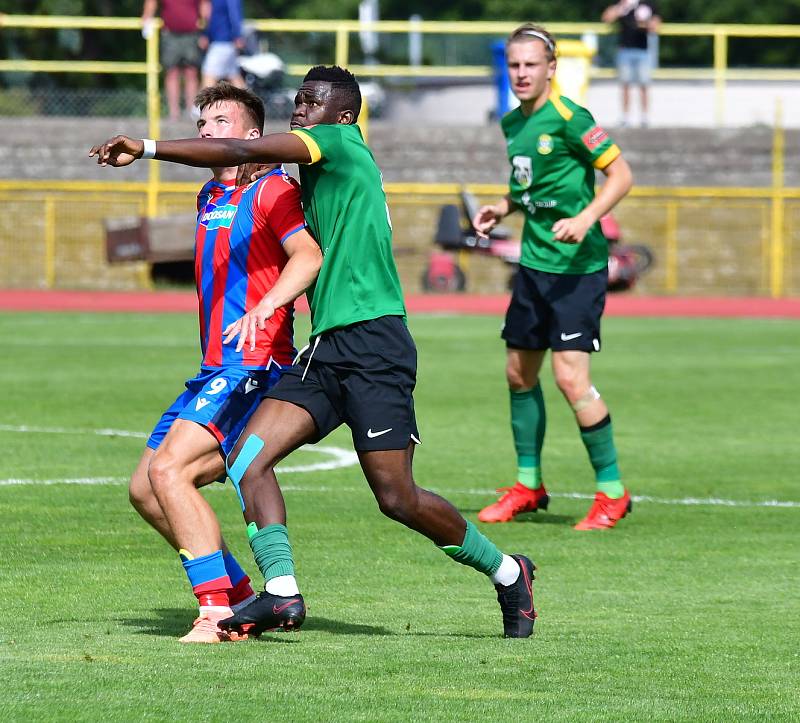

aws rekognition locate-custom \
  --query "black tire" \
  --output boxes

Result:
[618,244,655,274]
[421,264,466,293]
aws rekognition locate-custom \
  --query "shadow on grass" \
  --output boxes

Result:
[278,618,497,640]
[117,610,394,638]
[459,509,576,526]
[301,617,393,636]
[513,512,575,525]
[118,608,193,637]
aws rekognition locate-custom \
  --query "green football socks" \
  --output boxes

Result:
[579,415,625,499]
[440,521,503,576]
[248,523,295,581]
[510,385,546,489]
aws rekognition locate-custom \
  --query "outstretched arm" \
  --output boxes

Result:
[89,132,312,169]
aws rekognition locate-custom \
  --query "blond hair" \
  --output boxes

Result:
[507,23,557,62]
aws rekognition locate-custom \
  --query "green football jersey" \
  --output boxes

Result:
[290,124,406,336]
[502,92,621,275]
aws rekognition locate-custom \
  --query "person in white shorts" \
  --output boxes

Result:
[200,0,246,88]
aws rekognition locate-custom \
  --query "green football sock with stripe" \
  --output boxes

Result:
[579,414,625,499]
[439,521,502,576]
[510,384,546,489]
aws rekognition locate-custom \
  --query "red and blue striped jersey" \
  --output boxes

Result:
[194,167,306,368]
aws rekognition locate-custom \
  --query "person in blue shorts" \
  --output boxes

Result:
[92,67,537,641]
[126,82,321,643]
[602,0,661,127]
[199,0,247,88]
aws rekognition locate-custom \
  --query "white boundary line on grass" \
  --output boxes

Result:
[1,425,798,508]
[0,424,359,478]
[544,491,800,509]
[0,424,148,439]
[280,487,800,509]
[1,477,798,509]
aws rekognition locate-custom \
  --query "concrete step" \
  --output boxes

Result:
[2,118,797,188]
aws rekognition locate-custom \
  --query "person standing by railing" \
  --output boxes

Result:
[142,0,211,121]
[200,0,247,89]
[602,0,662,128]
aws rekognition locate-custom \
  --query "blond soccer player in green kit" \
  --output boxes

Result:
[90,67,537,639]
[474,24,635,530]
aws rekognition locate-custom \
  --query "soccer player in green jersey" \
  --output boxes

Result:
[90,66,536,639]
[473,24,635,530]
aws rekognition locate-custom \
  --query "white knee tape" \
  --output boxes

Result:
[571,385,600,412]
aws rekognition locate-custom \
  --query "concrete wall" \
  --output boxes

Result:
[2,116,798,188]
[2,113,797,295]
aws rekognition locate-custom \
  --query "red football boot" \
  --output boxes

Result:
[574,489,632,530]
[478,482,549,523]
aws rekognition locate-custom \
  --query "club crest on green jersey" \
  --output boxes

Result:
[512,156,533,189]
[537,134,554,155]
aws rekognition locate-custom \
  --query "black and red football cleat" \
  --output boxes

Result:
[495,554,536,638]
[218,591,306,637]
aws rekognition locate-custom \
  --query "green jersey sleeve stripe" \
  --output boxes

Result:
[289,129,322,164]
[593,144,621,169]
[549,92,574,121]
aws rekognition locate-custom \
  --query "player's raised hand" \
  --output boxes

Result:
[222,297,276,352]
[472,205,501,239]
[88,136,143,167]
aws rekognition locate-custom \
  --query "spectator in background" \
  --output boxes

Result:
[602,0,661,127]
[142,0,210,121]
[200,0,247,89]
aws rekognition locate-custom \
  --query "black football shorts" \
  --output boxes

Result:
[502,265,607,352]
[266,315,420,451]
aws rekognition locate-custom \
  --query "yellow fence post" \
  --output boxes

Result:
[760,203,770,292]
[43,196,56,289]
[335,24,350,68]
[713,30,727,127]
[664,201,678,294]
[359,97,369,143]
[770,99,785,298]
[145,22,161,219]
[142,20,161,290]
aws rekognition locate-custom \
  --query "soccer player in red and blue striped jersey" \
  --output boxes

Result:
[92,69,536,640]
[126,82,321,643]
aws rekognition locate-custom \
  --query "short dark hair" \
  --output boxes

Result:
[194,81,265,133]
[507,23,557,62]
[303,65,362,122]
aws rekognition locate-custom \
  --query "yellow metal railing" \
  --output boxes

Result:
[3,15,800,125]
[771,100,785,299]
[2,181,798,296]
[249,19,800,126]
[0,14,162,287]
[0,15,798,294]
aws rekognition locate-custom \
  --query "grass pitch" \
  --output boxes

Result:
[1,311,798,721]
